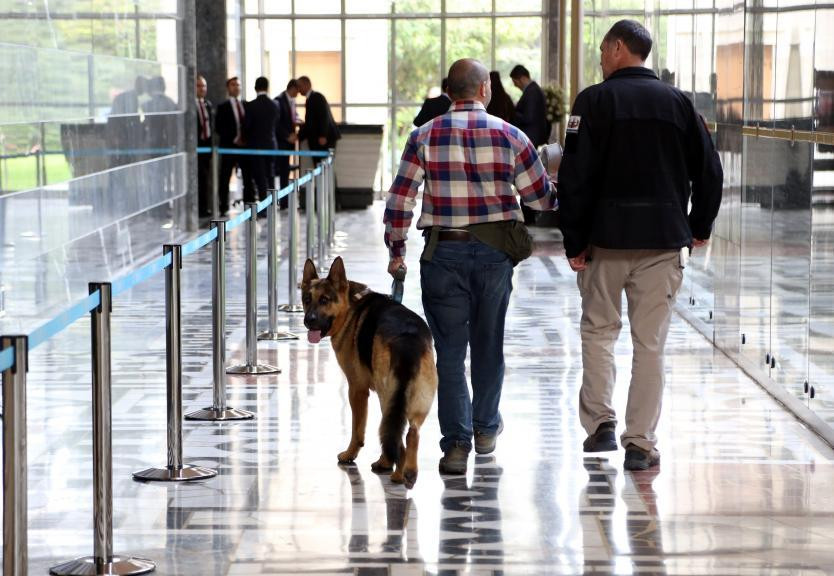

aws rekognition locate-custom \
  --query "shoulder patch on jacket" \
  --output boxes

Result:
[566,115,581,133]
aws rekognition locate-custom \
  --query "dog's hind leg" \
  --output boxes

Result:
[338,385,369,464]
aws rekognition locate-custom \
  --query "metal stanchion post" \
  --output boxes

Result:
[279,179,304,313]
[51,283,156,575]
[186,221,255,421]
[227,204,281,374]
[305,169,316,262]
[210,146,219,219]
[328,151,336,245]
[317,165,327,268]
[259,191,298,340]
[133,246,217,482]
[2,335,27,576]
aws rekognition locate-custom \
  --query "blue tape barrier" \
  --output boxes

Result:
[256,194,272,214]
[0,346,14,373]
[111,252,173,298]
[226,208,251,232]
[275,183,293,201]
[182,227,219,258]
[195,146,330,157]
[28,290,102,350]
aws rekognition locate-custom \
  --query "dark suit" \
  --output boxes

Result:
[274,91,295,191]
[243,94,280,201]
[514,81,550,146]
[215,98,252,213]
[196,98,214,216]
[413,94,452,127]
[514,81,550,223]
[299,90,340,165]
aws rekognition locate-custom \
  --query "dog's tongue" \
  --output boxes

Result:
[307,330,322,344]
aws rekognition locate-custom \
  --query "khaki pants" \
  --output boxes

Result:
[577,247,684,451]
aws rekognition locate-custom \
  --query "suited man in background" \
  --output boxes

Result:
[413,77,451,127]
[274,78,300,192]
[510,65,550,224]
[243,76,280,202]
[297,76,340,165]
[215,76,252,215]
[196,75,214,217]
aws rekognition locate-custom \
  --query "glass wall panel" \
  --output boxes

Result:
[263,0,292,14]
[346,0,393,13]
[295,0,341,15]
[813,9,834,135]
[743,0,777,125]
[244,18,262,97]
[496,0,543,11]
[263,20,293,96]
[496,17,542,98]
[394,19,441,104]
[395,0,441,12]
[739,135,773,370]
[446,0,492,12]
[446,18,492,70]
[346,20,389,104]
[772,1,815,129]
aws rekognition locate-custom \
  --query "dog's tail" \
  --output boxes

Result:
[379,335,424,465]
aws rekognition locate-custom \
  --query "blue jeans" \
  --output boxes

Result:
[420,238,514,453]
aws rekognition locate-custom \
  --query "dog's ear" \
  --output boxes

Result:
[327,256,348,292]
[301,258,318,290]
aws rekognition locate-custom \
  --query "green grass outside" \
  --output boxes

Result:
[0,154,73,193]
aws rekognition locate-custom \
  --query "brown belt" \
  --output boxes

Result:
[437,229,472,242]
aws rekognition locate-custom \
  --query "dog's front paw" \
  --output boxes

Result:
[338,450,357,464]
[390,468,405,484]
[370,455,394,473]
[403,467,418,489]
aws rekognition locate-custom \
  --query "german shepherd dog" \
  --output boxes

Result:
[301,257,437,489]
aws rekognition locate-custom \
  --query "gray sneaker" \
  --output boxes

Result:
[474,416,504,455]
[439,442,470,475]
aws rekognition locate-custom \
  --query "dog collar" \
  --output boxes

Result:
[353,287,372,301]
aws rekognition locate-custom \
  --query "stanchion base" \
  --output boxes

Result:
[132,464,217,482]
[226,362,281,375]
[258,329,299,341]
[49,555,156,575]
[185,406,255,421]
[278,304,304,313]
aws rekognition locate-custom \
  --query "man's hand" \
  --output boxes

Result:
[318,136,327,146]
[388,257,406,277]
[567,249,588,272]
[692,238,708,248]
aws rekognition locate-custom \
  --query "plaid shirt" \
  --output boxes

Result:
[384,100,557,259]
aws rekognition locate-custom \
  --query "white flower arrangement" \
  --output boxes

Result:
[544,84,567,124]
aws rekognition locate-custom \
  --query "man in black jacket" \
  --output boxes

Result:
[510,65,549,224]
[243,76,280,202]
[297,76,340,165]
[557,20,723,471]
[274,79,300,191]
[214,76,251,214]
[196,75,213,217]
[413,78,451,127]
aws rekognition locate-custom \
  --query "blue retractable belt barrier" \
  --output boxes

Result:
[111,252,173,297]
[226,208,251,232]
[256,194,273,214]
[28,290,103,350]
[0,346,14,372]
[182,227,219,258]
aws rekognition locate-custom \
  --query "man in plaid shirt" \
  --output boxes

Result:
[384,58,558,475]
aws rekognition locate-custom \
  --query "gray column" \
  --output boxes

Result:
[545,0,563,88]
[196,0,229,106]
[182,0,199,233]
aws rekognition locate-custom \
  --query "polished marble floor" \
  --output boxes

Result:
[9,201,834,574]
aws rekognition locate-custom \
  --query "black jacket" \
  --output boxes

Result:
[514,81,549,147]
[413,94,452,127]
[557,67,724,257]
[196,98,213,146]
[299,91,340,150]
[243,94,280,149]
[215,98,244,148]
[274,91,295,147]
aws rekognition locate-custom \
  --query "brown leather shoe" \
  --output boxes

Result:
[439,442,470,475]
